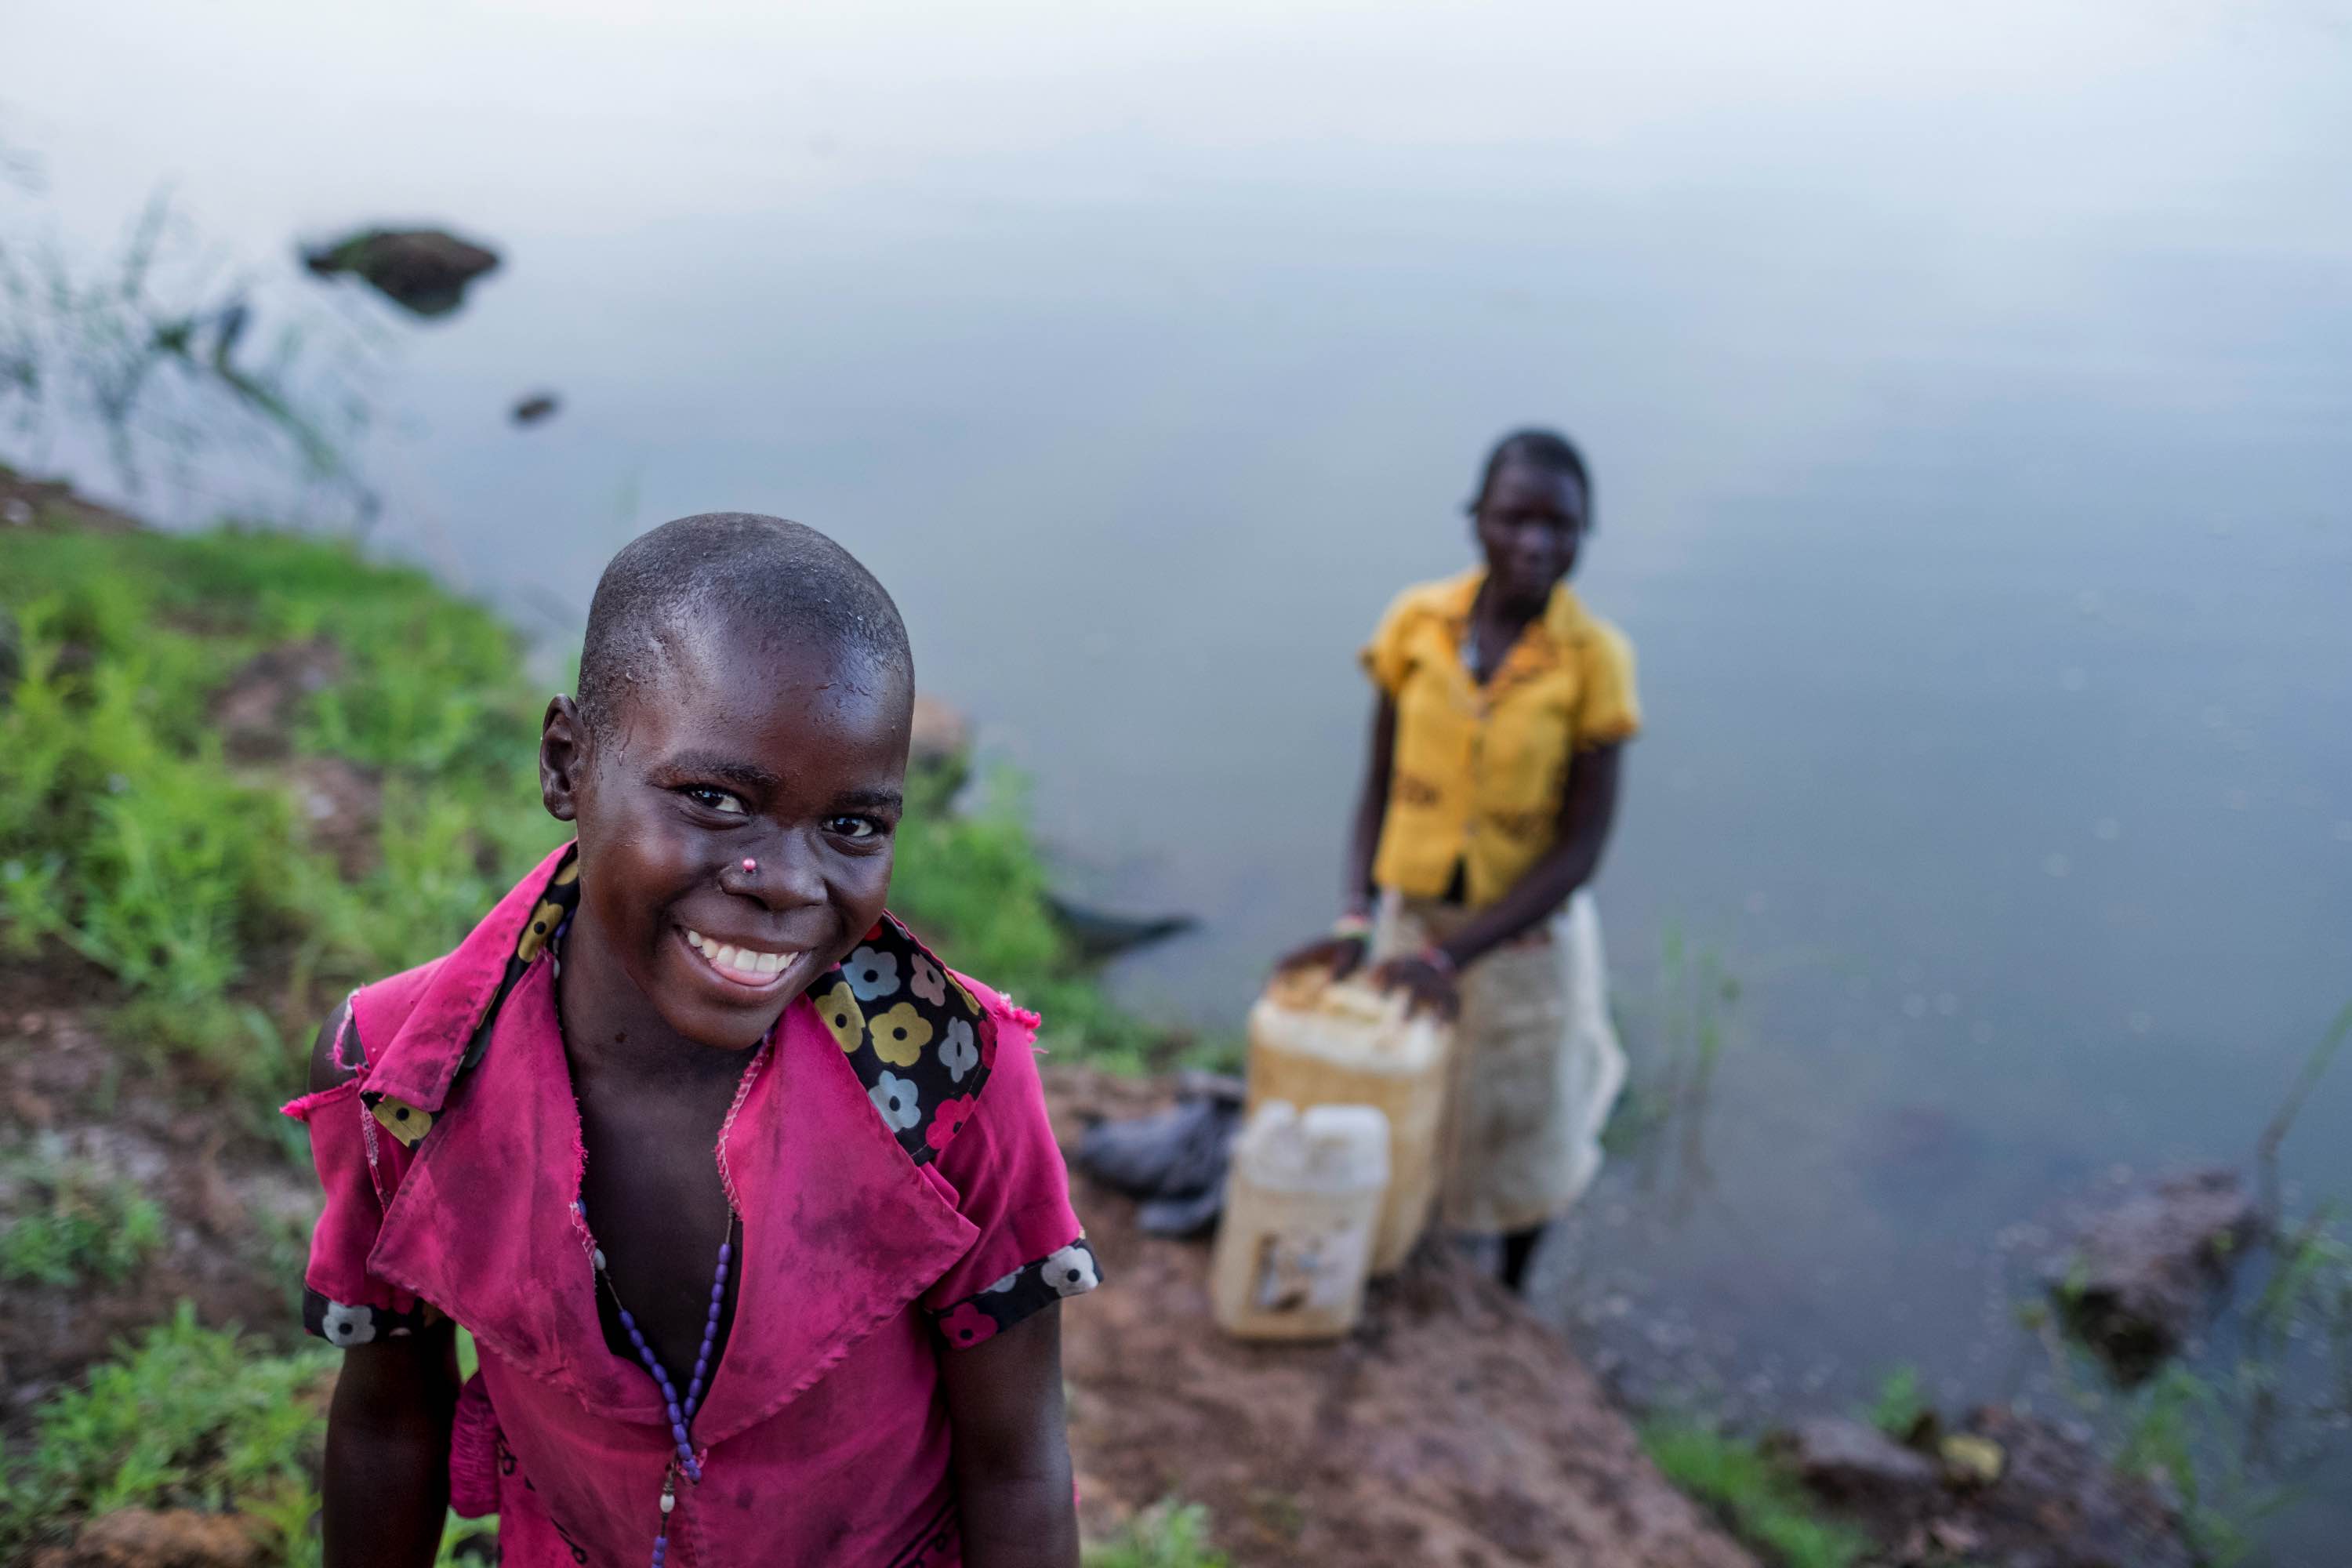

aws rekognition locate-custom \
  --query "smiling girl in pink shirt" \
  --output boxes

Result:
[288,514,1100,1568]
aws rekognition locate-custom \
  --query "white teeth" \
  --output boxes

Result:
[687,931,798,981]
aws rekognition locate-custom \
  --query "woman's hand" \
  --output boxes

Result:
[1370,953,1461,1021]
[1272,933,1368,981]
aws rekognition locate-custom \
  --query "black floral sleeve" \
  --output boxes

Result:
[931,1236,1103,1348]
[302,1285,438,1346]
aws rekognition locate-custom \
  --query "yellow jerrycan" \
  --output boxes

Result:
[1245,969,1453,1276]
[1211,1100,1390,1341]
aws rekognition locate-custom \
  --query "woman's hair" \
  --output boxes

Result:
[1466,428,1592,527]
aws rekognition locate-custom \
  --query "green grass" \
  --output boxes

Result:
[0,520,557,1094]
[0,510,1153,1101]
[1865,1365,1929,1438]
[0,1304,336,1559]
[1640,1419,1868,1568]
[891,764,1156,1065]
[1083,1499,1230,1568]
[0,1151,165,1287]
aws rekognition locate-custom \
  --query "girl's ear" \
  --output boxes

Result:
[541,695,587,823]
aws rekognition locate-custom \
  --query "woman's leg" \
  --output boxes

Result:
[1500,1225,1544,1293]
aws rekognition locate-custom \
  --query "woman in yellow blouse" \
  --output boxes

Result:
[1279,428,1639,1293]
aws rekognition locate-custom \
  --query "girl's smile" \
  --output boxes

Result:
[681,927,812,993]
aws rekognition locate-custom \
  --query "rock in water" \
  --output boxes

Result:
[1768,1416,1939,1508]
[1775,1407,2194,1568]
[2048,1167,2259,1381]
[303,227,501,318]
[510,391,561,426]
[1045,894,1198,964]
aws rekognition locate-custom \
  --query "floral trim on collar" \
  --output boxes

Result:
[359,849,580,1151]
[361,851,996,1171]
[811,915,998,1166]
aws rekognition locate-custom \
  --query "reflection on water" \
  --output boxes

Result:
[11,0,2352,1555]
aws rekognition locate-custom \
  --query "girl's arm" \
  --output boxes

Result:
[1375,742,1624,1017]
[322,1327,458,1568]
[942,1304,1079,1568]
[1274,694,1396,977]
[307,1008,457,1568]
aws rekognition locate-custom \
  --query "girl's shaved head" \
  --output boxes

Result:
[576,512,912,738]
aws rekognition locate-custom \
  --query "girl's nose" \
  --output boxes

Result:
[729,834,827,908]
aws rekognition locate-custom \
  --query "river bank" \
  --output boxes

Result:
[0,477,1762,1566]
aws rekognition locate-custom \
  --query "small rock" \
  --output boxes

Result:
[54,1508,267,1567]
[1769,1415,1940,1505]
[1939,1432,2005,1486]
[2047,1167,2260,1381]
[909,692,970,771]
[303,227,501,318]
[510,391,561,426]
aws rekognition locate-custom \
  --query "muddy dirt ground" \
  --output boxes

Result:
[1050,1070,1756,1568]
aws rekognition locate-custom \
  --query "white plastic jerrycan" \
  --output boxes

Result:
[1211,1099,1389,1341]
[1246,970,1451,1275]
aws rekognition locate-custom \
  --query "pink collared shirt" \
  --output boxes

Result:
[287,846,1099,1566]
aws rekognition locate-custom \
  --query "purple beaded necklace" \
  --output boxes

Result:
[576,1200,731,1480]
[555,916,773,1568]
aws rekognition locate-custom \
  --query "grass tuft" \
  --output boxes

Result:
[0,1304,336,1557]
[1084,1499,1231,1568]
[1640,1418,1868,1568]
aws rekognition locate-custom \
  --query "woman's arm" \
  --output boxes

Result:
[942,1304,1079,1568]
[1342,694,1397,916]
[1274,695,1396,977]
[1375,743,1624,1016]
[307,1007,457,1568]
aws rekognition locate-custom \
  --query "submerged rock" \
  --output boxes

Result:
[1955,1406,2194,1568]
[1775,1406,2193,1568]
[2048,1167,2259,1381]
[1046,895,1197,964]
[1768,1416,1939,1506]
[302,227,501,318]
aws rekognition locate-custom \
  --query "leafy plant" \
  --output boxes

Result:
[1084,1499,1230,1568]
[1866,1366,1929,1438]
[0,1305,336,1555]
[1640,1419,1867,1568]
[0,1152,165,1287]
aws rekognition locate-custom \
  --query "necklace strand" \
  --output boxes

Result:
[550,916,775,1566]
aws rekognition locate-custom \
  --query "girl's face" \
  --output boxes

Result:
[543,627,910,1051]
[1473,459,1587,611]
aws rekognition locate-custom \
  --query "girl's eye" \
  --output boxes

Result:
[684,787,748,816]
[826,816,883,841]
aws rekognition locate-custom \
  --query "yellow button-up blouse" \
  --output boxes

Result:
[1361,568,1641,908]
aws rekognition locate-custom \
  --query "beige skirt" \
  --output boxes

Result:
[1374,889,1628,1235]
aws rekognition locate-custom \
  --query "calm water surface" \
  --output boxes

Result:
[13,1,2352,1556]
